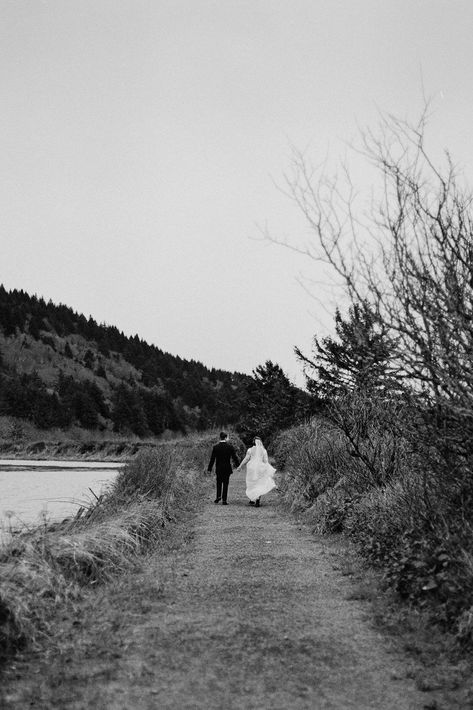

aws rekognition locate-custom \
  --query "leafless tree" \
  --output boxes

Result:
[269,107,473,452]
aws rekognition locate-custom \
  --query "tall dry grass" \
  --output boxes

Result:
[0,433,222,660]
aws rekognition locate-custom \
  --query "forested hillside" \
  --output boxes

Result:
[0,286,252,436]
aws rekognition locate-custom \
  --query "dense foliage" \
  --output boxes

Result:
[296,301,399,398]
[0,286,252,435]
[236,360,316,445]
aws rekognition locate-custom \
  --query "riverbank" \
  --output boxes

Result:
[0,439,161,462]
[0,429,227,462]
[0,432,221,666]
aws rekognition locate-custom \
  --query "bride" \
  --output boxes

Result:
[236,436,276,507]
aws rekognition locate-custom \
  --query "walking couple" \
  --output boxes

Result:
[207,432,276,507]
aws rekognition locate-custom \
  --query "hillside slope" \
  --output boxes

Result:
[0,286,251,437]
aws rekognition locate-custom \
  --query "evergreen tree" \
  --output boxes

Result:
[296,301,398,398]
[237,360,310,444]
[111,384,148,435]
[111,384,133,433]
[0,302,16,336]
[73,391,99,429]
[83,349,95,369]
[95,363,107,379]
[28,314,42,339]
[128,390,148,436]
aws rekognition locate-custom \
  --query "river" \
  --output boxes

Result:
[0,459,125,538]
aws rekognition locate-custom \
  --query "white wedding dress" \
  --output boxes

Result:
[241,440,277,502]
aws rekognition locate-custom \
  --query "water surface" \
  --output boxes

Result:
[0,459,124,536]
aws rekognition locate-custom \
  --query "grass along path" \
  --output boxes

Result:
[2,469,441,709]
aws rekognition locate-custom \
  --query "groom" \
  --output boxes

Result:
[207,432,239,505]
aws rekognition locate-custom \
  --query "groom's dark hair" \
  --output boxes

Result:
[219,431,227,440]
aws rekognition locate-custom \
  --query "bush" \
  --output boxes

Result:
[303,490,355,534]
[273,418,351,509]
[274,396,473,647]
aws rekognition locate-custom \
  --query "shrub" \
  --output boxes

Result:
[275,399,473,648]
[273,418,351,510]
[302,490,355,534]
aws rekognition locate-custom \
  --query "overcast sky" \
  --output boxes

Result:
[2,1,473,384]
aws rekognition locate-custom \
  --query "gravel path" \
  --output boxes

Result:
[2,468,435,709]
[95,468,429,709]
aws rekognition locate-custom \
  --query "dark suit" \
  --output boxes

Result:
[208,440,239,503]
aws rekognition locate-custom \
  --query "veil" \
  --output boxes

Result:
[254,437,265,461]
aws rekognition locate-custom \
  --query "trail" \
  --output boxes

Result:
[3,469,435,709]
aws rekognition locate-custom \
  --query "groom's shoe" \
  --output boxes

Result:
[255,498,261,507]
[214,497,221,504]
[222,501,228,505]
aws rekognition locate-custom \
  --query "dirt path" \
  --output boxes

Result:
[3,469,436,709]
